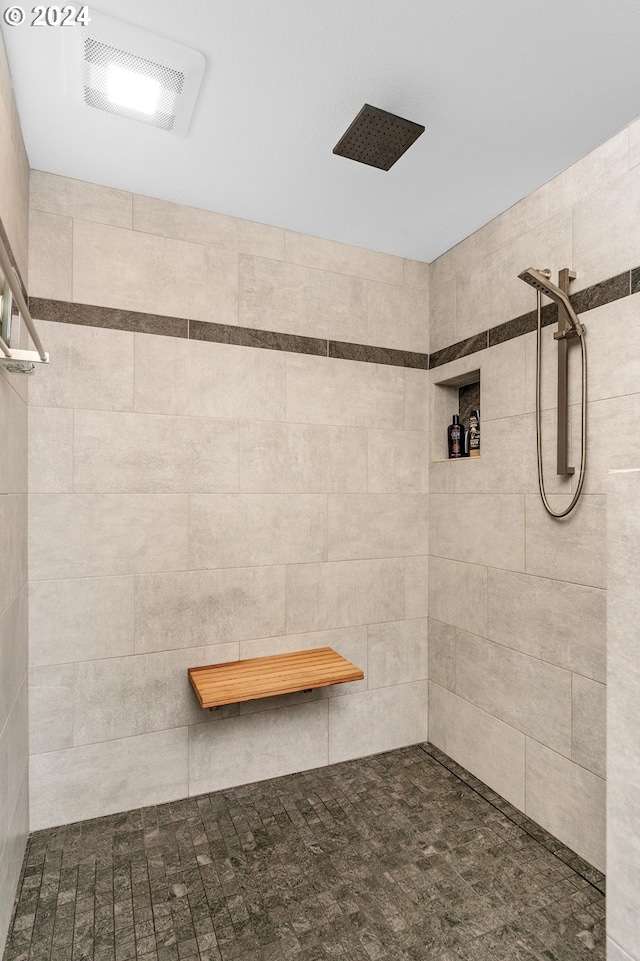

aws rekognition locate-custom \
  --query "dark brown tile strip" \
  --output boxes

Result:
[190,319,328,356]
[488,310,538,347]
[30,298,188,338]
[631,266,640,295]
[0,213,27,300]
[570,270,631,314]
[419,742,606,894]
[429,330,488,369]
[329,340,429,368]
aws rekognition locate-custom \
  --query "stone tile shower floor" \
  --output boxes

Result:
[3,744,605,961]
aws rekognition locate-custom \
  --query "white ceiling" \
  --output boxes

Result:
[2,0,640,261]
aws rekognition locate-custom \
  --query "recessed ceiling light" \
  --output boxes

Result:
[106,64,161,116]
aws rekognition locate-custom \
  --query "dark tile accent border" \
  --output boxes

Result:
[329,339,429,368]
[631,266,640,295]
[570,271,630,314]
[419,742,606,895]
[0,212,27,300]
[429,330,488,369]
[30,298,188,338]
[190,318,328,356]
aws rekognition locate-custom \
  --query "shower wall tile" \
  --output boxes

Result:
[189,493,327,569]
[428,682,525,809]
[403,258,430,291]
[481,411,570,496]
[486,568,606,682]
[571,674,606,779]
[30,575,134,667]
[454,632,571,756]
[285,230,404,286]
[367,618,428,689]
[366,282,428,352]
[570,394,640,495]
[428,255,456,352]
[30,169,133,227]
[427,619,456,691]
[483,183,550,253]
[404,555,429,619]
[29,728,189,831]
[134,566,286,653]
[0,589,27,736]
[428,556,487,637]
[0,374,27,495]
[238,421,367,493]
[404,368,429,431]
[328,681,428,763]
[28,407,73,493]
[28,664,74,754]
[29,493,189,580]
[28,208,72,301]
[478,336,526,421]
[430,493,525,572]
[285,353,405,429]
[328,493,428,560]
[563,294,640,404]
[73,410,239,494]
[189,700,328,796]
[286,558,405,634]
[0,39,29,281]
[28,321,135,412]
[544,127,629,213]
[239,254,367,342]
[0,684,28,857]
[73,220,238,324]
[367,429,428,493]
[133,193,284,260]
[525,738,605,872]
[630,118,640,168]
[525,493,607,588]
[606,940,636,961]
[134,334,286,422]
[0,495,27,617]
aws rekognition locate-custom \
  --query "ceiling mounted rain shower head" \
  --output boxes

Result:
[333,104,424,171]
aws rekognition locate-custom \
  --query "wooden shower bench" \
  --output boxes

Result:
[189,647,364,710]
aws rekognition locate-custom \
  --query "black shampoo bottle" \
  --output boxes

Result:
[448,414,463,458]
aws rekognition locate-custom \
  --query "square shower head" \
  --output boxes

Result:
[333,104,425,171]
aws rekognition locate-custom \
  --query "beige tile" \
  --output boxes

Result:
[189,494,326,569]
[73,410,239,494]
[404,556,428,619]
[29,664,74,754]
[428,682,525,808]
[525,738,605,872]
[328,681,428,763]
[0,40,29,280]
[28,209,72,300]
[483,184,550,253]
[455,633,571,756]
[430,493,524,572]
[366,283,428,352]
[545,127,629,212]
[487,568,605,682]
[0,683,28,870]
[189,700,328,796]
[239,421,367,493]
[29,576,134,667]
[428,556,487,637]
[525,493,606,588]
[133,194,283,259]
[328,494,428,560]
[404,368,429,432]
[29,728,189,830]
[135,566,285,653]
[28,407,73,493]
[573,166,640,291]
[73,643,238,745]
[134,334,286,422]
[239,626,367,699]
[28,320,135,412]
[427,619,456,691]
[605,939,635,961]
[480,336,526,422]
[569,395,640,496]
[30,170,132,227]
[29,494,188,580]
[0,772,28,961]
[429,458,485,495]
[73,220,238,324]
[571,674,606,779]
[286,354,405,429]
[403,259,430,291]
[481,411,571,496]
[286,558,405,634]
[368,430,428,493]
[0,495,27,616]
[239,254,367,341]
[441,224,489,277]
[630,118,640,168]
[285,231,403,286]
[0,589,27,734]
[367,619,428,690]
[0,376,26,495]
[428,256,456,353]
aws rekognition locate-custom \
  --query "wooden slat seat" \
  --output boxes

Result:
[188,647,364,709]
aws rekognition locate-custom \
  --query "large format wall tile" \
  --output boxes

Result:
[367,619,428,689]
[0,376,27,495]
[571,674,606,779]
[189,700,328,796]
[570,394,640,496]
[73,410,239,494]
[366,282,428,352]
[525,493,606,588]
[403,259,430,291]
[367,430,428,493]
[28,664,74,754]
[404,555,428,619]
[286,558,405,634]
[427,619,456,691]
[428,556,487,636]
[73,220,238,324]
[189,494,327,568]
[135,566,286,653]
[328,494,428,560]
[0,774,28,960]
[573,165,640,290]
[404,369,429,432]
[28,208,72,300]
[567,294,640,405]
[28,407,73,493]
[525,738,605,872]
[29,494,188,580]
[0,495,27,617]
[31,170,132,227]
[0,684,29,853]
[239,254,367,342]
[30,728,189,830]
[428,682,525,808]
[284,231,404,285]
[430,493,525,572]
[0,589,27,735]
[487,568,605,681]
[30,576,134,666]
[328,681,428,763]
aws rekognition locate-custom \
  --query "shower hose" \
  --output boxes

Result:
[535,290,587,518]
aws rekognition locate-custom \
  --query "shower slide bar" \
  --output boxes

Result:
[0,233,49,369]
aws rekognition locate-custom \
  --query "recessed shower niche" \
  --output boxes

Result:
[432,368,481,462]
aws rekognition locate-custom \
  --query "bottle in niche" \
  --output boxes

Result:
[448,414,464,458]
[468,409,481,457]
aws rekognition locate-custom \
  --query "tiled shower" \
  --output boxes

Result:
[1,24,640,961]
